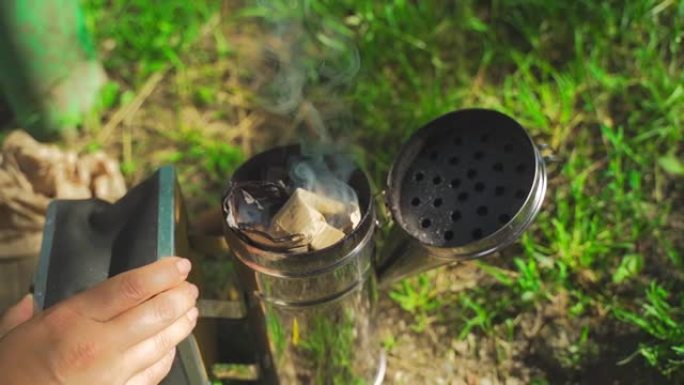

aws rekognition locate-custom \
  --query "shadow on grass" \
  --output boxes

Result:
[524,328,668,385]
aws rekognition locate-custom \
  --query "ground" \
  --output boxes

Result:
[3,0,684,384]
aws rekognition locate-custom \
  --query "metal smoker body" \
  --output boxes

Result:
[223,147,384,385]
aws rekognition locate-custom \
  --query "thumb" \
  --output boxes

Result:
[0,294,34,337]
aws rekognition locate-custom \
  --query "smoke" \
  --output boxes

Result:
[246,0,362,222]
[251,0,361,139]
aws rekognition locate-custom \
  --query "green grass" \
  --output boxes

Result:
[79,0,684,382]
[615,283,684,379]
[388,272,442,332]
[83,0,219,85]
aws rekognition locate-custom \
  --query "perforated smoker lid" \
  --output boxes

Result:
[387,108,546,254]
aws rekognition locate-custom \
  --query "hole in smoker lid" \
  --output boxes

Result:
[516,164,527,174]
[429,151,439,161]
[467,169,477,179]
[473,151,484,160]
[444,230,454,241]
[458,192,469,202]
[450,178,461,188]
[451,210,461,222]
[433,198,443,207]
[477,206,488,216]
[433,176,443,185]
[449,156,459,165]
[411,197,421,206]
[495,186,505,196]
[515,189,527,199]
[421,218,432,228]
[504,143,513,152]
[474,182,485,192]
[453,137,463,145]
[414,172,425,182]
[493,162,503,172]
[472,228,483,240]
[499,213,511,223]
[480,134,489,143]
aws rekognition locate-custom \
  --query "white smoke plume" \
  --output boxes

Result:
[245,0,363,233]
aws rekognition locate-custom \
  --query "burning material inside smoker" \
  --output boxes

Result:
[224,155,361,253]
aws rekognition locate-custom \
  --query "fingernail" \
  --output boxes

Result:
[176,258,192,275]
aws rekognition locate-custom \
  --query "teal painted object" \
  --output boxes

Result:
[0,0,105,138]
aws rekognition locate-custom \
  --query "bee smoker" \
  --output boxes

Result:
[34,108,547,384]
[221,108,547,384]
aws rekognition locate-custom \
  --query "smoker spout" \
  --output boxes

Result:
[375,226,457,287]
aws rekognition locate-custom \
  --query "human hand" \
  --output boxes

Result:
[0,257,199,385]
[0,293,34,337]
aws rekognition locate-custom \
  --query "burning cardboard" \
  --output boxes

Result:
[309,222,345,251]
[270,188,346,250]
[226,182,360,253]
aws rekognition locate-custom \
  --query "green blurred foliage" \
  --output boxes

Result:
[83,0,219,84]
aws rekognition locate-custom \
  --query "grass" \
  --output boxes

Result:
[83,0,219,85]
[69,0,684,383]
[388,272,442,332]
[615,283,684,378]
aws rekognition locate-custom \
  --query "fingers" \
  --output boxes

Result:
[69,257,192,321]
[111,282,198,349]
[0,294,34,337]
[123,307,198,376]
[125,349,176,385]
